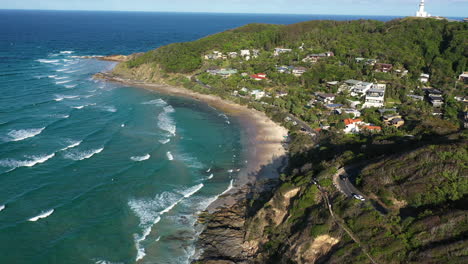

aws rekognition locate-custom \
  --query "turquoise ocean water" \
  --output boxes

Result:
[0,10,402,264]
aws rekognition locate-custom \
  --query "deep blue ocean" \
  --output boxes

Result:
[0,10,401,264]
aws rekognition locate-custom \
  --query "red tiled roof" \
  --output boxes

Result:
[251,74,267,79]
[363,125,382,130]
[344,118,362,126]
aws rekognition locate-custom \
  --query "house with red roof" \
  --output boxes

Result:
[343,118,381,134]
[251,73,267,81]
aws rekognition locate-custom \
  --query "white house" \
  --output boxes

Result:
[251,90,266,100]
[363,88,386,108]
[343,80,374,97]
[274,48,292,56]
[292,66,307,76]
[420,73,430,83]
[315,92,336,104]
[240,50,251,60]
[336,108,361,118]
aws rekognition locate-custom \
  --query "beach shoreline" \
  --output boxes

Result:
[95,72,289,211]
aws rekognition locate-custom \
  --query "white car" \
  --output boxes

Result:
[352,193,365,201]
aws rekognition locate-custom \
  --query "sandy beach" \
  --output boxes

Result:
[96,72,289,210]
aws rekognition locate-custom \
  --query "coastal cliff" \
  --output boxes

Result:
[100,17,468,263]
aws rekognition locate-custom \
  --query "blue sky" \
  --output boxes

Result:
[0,0,466,17]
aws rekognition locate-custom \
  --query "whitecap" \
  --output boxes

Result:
[54,76,69,80]
[61,140,82,151]
[48,75,57,78]
[64,148,103,161]
[64,84,77,88]
[142,99,167,106]
[220,180,234,196]
[131,154,150,162]
[37,59,59,64]
[60,51,74,54]
[227,169,234,173]
[0,205,5,212]
[158,106,176,136]
[121,124,125,128]
[28,209,54,222]
[64,70,79,74]
[207,174,214,180]
[159,139,170,144]
[206,168,211,173]
[102,106,117,113]
[6,127,45,142]
[56,69,68,72]
[54,95,79,102]
[0,153,55,171]
[166,152,174,161]
[56,80,72,84]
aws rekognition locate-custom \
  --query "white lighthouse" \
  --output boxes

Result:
[416,0,430,17]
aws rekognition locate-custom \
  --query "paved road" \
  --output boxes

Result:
[333,167,363,198]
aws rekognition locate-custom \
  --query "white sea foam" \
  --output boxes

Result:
[64,70,79,73]
[0,205,5,212]
[54,95,79,102]
[61,140,82,151]
[54,76,69,80]
[64,148,103,161]
[227,169,234,173]
[207,174,214,180]
[37,59,60,64]
[159,139,170,144]
[166,152,174,161]
[131,154,150,162]
[221,180,234,196]
[157,105,176,136]
[56,80,72,84]
[206,168,211,173]
[60,51,74,54]
[142,99,167,106]
[28,209,54,222]
[7,127,45,142]
[48,75,57,78]
[56,68,68,72]
[72,103,96,110]
[102,106,117,113]
[0,153,56,171]
[178,153,204,169]
[64,84,77,88]
[129,184,204,262]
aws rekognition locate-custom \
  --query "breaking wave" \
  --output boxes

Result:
[159,139,170,145]
[0,153,56,171]
[130,154,151,162]
[0,205,5,212]
[166,151,174,161]
[129,184,204,262]
[64,148,103,161]
[61,140,82,151]
[60,51,74,54]
[142,99,167,106]
[54,95,79,102]
[158,105,176,136]
[6,127,45,142]
[28,209,54,222]
[37,59,59,64]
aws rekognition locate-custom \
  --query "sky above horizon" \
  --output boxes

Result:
[0,0,466,17]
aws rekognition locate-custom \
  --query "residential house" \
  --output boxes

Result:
[363,88,386,108]
[325,104,343,110]
[395,69,409,77]
[274,48,292,56]
[252,49,260,58]
[343,118,364,134]
[276,91,289,98]
[454,96,468,103]
[407,94,424,101]
[342,80,374,97]
[228,52,238,58]
[251,90,266,100]
[375,63,393,73]
[383,114,405,128]
[276,65,294,73]
[361,125,382,132]
[302,52,334,63]
[355,57,377,65]
[377,108,397,115]
[424,88,444,107]
[204,51,224,60]
[327,81,339,87]
[315,92,336,104]
[373,83,387,90]
[459,72,468,84]
[207,68,238,78]
[251,73,267,81]
[419,73,430,83]
[335,108,361,118]
[292,66,307,76]
[240,50,251,60]
[347,100,362,109]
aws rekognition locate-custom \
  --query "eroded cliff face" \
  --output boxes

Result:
[195,185,340,264]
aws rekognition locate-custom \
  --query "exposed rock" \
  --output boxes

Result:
[293,235,340,264]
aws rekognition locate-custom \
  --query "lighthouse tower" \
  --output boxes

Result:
[416,0,430,17]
